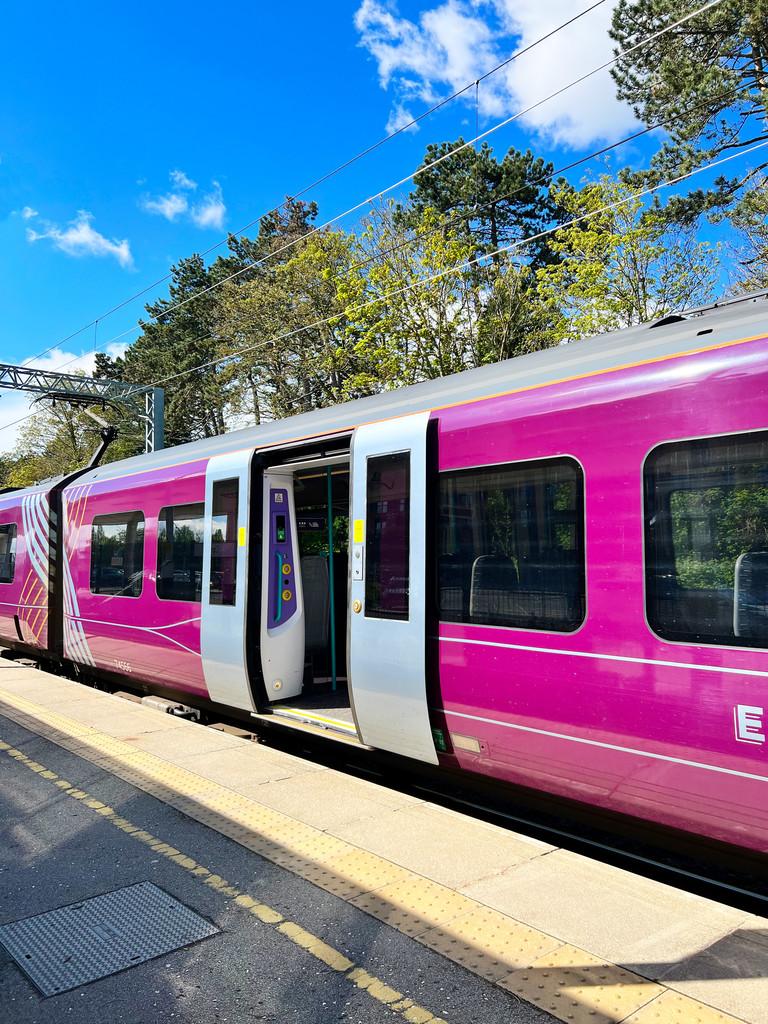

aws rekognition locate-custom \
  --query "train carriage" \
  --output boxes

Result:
[1,292,767,853]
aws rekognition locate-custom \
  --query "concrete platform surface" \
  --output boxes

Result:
[0,657,766,1024]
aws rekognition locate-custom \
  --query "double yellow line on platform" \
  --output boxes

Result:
[0,683,744,1024]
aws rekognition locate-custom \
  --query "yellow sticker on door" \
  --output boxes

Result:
[238,526,246,547]
[353,519,364,544]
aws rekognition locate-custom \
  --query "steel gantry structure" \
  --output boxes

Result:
[0,364,164,452]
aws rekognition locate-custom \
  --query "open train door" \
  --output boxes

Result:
[348,411,438,763]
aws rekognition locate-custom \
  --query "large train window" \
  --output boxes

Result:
[90,512,145,597]
[437,457,585,632]
[645,430,768,648]
[0,524,17,584]
[365,452,410,620]
[157,503,204,602]
[209,479,238,606]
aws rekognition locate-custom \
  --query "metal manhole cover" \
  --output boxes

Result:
[0,881,219,996]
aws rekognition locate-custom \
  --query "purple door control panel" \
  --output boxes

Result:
[268,488,298,629]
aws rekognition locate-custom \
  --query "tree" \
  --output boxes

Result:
[1,405,100,487]
[115,255,231,446]
[728,175,768,289]
[351,202,485,385]
[477,264,559,363]
[407,140,561,267]
[215,228,368,421]
[535,177,720,341]
[610,0,768,215]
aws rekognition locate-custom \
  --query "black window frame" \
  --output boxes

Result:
[0,523,17,585]
[644,429,768,649]
[156,502,205,603]
[436,455,587,634]
[365,451,411,622]
[89,510,145,598]
[209,478,239,607]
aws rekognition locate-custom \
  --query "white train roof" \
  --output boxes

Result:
[48,289,768,488]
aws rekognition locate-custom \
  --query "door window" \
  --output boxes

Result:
[0,524,17,584]
[365,452,410,620]
[209,479,239,606]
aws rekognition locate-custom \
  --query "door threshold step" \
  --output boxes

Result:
[272,706,358,736]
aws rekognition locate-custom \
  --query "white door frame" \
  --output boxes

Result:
[348,412,438,763]
[201,449,254,711]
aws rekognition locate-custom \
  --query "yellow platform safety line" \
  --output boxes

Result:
[0,736,445,1024]
[0,686,748,1024]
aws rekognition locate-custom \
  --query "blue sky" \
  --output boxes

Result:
[0,0,748,450]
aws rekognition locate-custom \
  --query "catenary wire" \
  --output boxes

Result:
[0,83,750,439]
[23,0,610,367]
[125,139,768,397]
[38,0,726,380]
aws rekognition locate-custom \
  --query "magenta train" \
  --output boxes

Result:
[2,293,767,853]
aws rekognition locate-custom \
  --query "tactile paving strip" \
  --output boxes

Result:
[416,906,563,983]
[0,683,755,1024]
[501,943,664,1023]
[621,990,745,1024]
[0,881,218,996]
[350,877,476,936]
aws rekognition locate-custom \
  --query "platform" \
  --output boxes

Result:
[0,656,766,1024]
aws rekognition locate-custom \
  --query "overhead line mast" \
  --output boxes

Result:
[0,364,164,453]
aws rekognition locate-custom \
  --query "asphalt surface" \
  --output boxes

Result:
[0,713,556,1024]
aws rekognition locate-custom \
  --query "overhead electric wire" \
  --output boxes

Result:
[36,0,726,381]
[0,73,743,439]
[124,139,768,399]
[23,0,610,368]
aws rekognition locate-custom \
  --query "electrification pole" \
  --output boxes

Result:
[0,364,164,452]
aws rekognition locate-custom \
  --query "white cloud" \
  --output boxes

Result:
[27,211,133,268]
[386,102,420,135]
[21,206,38,220]
[170,169,197,190]
[0,343,129,454]
[141,192,189,220]
[190,182,226,230]
[354,0,636,148]
[141,171,226,230]
[493,0,636,148]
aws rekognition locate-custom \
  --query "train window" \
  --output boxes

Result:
[645,430,768,647]
[157,503,204,602]
[90,512,145,597]
[0,524,17,584]
[209,479,238,606]
[437,458,585,632]
[365,452,410,620]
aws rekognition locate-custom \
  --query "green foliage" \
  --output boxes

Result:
[2,405,102,487]
[671,484,768,589]
[351,202,484,387]
[535,176,719,339]
[9,72,765,487]
[406,140,561,266]
[729,176,768,289]
[610,0,768,173]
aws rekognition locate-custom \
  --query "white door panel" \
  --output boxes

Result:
[348,412,438,764]
[201,451,255,711]
[260,472,305,701]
